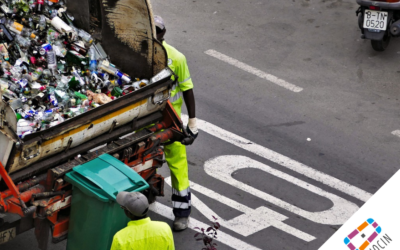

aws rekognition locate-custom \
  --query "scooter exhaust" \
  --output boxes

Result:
[390,20,400,37]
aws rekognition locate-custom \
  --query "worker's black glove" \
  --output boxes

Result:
[181,118,198,145]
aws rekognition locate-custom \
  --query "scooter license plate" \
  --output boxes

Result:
[363,10,388,31]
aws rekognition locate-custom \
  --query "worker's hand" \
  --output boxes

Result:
[182,118,198,145]
[187,118,198,138]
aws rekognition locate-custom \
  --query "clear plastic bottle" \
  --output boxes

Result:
[57,60,67,74]
[78,29,93,46]
[47,48,57,74]
[47,28,60,41]
[30,15,47,31]
[61,94,71,109]
[98,62,131,84]
[53,42,67,57]
[15,35,31,48]
[0,78,9,89]
[31,67,44,81]
[10,66,23,79]
[9,98,23,110]
[8,82,21,93]
[56,76,70,91]
[5,20,36,39]
[42,69,52,80]
[1,88,18,99]
[71,67,85,86]
[88,47,97,73]
[7,81,19,93]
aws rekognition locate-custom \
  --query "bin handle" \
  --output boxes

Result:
[79,169,119,199]
[65,172,111,202]
[113,164,147,187]
[99,155,148,188]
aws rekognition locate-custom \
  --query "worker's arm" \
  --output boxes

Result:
[178,54,198,142]
[183,89,195,119]
[182,89,198,141]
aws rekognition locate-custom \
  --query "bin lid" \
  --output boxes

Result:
[65,154,149,202]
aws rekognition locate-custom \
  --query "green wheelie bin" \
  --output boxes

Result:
[65,154,149,250]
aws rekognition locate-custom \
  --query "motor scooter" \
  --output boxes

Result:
[356,0,400,51]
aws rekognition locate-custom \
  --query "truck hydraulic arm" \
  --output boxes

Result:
[0,161,38,215]
[1,174,47,199]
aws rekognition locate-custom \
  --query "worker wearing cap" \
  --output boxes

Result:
[111,192,175,250]
[154,15,198,231]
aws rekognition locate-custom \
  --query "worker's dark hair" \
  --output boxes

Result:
[124,208,148,221]
[156,27,165,34]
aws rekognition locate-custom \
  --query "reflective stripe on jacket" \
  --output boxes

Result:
[163,41,194,108]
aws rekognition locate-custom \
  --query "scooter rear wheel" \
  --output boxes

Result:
[371,35,391,51]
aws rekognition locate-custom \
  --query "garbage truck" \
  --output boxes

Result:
[0,0,192,248]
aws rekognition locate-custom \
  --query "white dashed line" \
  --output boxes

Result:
[391,130,400,137]
[204,49,303,93]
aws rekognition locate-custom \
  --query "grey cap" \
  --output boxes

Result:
[154,15,165,30]
[116,192,149,217]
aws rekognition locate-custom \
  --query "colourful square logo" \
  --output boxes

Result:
[344,218,382,250]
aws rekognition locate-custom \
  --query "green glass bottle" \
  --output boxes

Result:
[66,50,86,67]
[74,91,87,100]
[111,87,122,98]
[16,113,23,121]
[68,77,81,91]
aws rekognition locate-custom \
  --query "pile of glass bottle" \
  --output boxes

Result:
[0,0,149,138]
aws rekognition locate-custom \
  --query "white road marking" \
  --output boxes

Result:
[204,49,304,93]
[164,177,316,241]
[149,202,262,250]
[391,130,400,137]
[204,156,359,225]
[181,114,372,202]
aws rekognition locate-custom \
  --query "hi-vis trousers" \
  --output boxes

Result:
[165,95,191,218]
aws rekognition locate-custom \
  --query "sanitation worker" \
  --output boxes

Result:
[111,192,175,250]
[154,15,198,231]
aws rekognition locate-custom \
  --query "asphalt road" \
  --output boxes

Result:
[3,0,400,249]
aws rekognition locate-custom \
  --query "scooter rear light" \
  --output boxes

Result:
[369,6,381,10]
